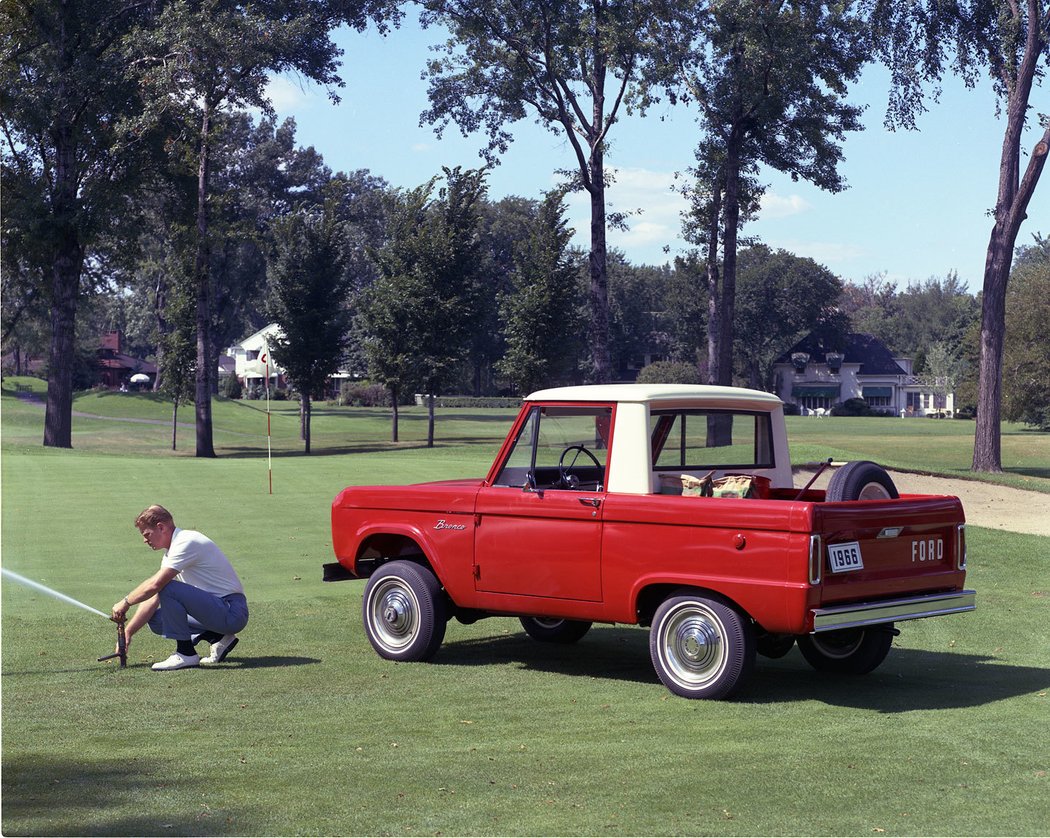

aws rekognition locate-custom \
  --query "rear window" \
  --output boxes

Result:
[650,409,774,470]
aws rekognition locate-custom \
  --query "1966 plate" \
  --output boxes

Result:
[828,541,864,573]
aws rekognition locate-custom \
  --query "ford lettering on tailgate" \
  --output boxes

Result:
[911,537,944,563]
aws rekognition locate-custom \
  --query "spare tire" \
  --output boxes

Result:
[826,460,899,501]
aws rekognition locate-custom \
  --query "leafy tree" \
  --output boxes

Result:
[1002,236,1050,429]
[129,0,390,458]
[418,0,680,383]
[415,167,489,443]
[266,203,355,454]
[362,167,488,445]
[496,190,582,394]
[893,275,979,372]
[1,0,164,447]
[159,274,197,451]
[733,245,847,390]
[868,0,1050,471]
[673,1,867,387]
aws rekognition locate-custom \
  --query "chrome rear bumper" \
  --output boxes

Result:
[811,589,976,633]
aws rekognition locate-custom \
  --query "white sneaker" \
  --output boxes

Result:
[200,634,238,664]
[151,652,200,671]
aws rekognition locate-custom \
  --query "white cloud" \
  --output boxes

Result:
[764,237,869,269]
[411,143,431,153]
[563,166,690,261]
[759,192,811,220]
[265,75,317,114]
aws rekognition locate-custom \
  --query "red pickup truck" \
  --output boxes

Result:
[326,384,975,699]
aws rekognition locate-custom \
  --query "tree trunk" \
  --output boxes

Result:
[427,392,436,448]
[194,104,215,458]
[43,123,81,449]
[718,138,743,388]
[172,400,179,451]
[391,384,400,443]
[588,149,611,384]
[972,124,1050,471]
[301,392,311,454]
[705,188,723,386]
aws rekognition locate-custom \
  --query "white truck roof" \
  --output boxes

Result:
[524,383,791,493]
[525,383,783,409]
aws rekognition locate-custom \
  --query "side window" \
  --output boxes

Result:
[493,406,611,490]
[650,410,773,470]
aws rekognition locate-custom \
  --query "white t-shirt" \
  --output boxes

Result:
[161,528,245,596]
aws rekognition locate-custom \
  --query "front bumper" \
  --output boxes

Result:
[811,589,976,633]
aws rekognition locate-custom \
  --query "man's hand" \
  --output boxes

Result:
[111,597,129,622]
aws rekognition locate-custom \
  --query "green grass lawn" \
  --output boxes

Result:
[3,380,1049,835]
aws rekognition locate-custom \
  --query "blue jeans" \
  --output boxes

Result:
[147,580,249,641]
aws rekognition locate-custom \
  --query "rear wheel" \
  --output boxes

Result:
[649,593,754,700]
[826,461,899,501]
[363,561,447,662]
[519,616,592,643]
[797,626,894,674]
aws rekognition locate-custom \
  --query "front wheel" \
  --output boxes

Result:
[362,561,447,662]
[797,626,894,674]
[649,593,755,700]
[519,616,592,644]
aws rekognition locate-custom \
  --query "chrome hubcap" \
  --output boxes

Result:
[660,603,726,687]
[369,580,419,652]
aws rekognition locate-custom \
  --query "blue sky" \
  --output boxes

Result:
[265,16,1048,293]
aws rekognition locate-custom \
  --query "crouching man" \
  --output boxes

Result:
[112,505,248,671]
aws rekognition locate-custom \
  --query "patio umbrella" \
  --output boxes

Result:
[129,373,150,384]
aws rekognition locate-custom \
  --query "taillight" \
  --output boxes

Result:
[809,534,822,584]
[956,524,967,570]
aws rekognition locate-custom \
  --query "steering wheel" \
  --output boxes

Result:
[557,445,602,490]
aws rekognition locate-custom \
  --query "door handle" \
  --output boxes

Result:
[579,497,601,508]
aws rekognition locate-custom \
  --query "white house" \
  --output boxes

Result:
[772,333,955,417]
[223,323,355,396]
[224,324,286,387]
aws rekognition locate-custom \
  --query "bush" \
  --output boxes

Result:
[636,361,701,385]
[831,398,873,417]
[335,381,391,407]
[223,375,243,399]
[426,395,521,409]
[782,402,801,416]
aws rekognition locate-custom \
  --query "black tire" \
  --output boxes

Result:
[649,593,755,700]
[826,460,899,502]
[362,561,447,662]
[797,626,894,675]
[756,632,796,659]
[519,616,592,644]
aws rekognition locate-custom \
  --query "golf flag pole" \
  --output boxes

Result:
[263,351,272,494]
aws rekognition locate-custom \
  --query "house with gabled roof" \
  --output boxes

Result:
[772,333,955,417]
[97,331,157,388]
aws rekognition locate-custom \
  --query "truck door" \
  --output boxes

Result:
[473,405,610,601]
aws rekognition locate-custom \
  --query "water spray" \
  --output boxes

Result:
[2,567,126,667]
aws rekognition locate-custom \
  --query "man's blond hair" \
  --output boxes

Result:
[135,505,174,530]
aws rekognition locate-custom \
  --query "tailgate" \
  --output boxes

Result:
[812,494,968,606]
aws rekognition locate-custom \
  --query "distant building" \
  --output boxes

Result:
[224,324,353,396]
[772,333,954,417]
[224,324,286,389]
[97,331,157,389]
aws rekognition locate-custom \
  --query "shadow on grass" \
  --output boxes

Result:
[222,655,321,669]
[1,754,237,836]
[3,656,321,677]
[1003,466,1050,479]
[216,440,498,458]
[437,627,1050,711]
